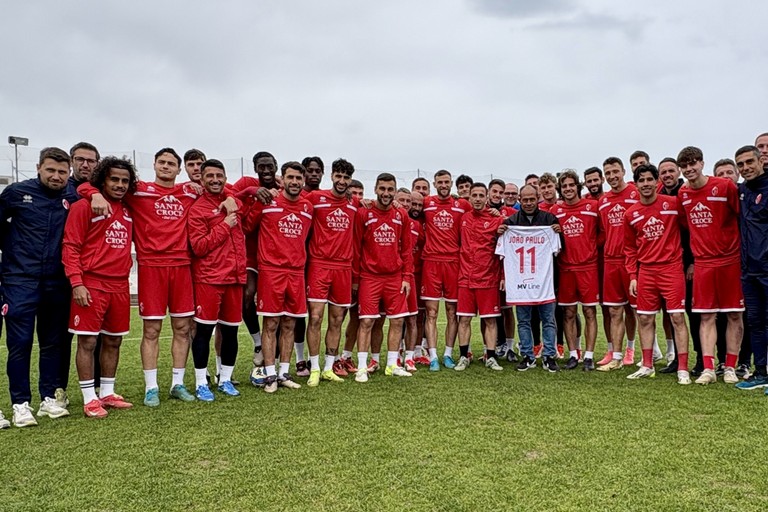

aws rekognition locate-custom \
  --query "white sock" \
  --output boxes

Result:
[665,338,674,354]
[215,356,222,375]
[251,332,262,349]
[405,350,414,361]
[99,377,115,398]
[265,365,276,377]
[585,351,594,360]
[309,355,320,371]
[627,339,635,350]
[80,379,97,403]
[357,352,368,370]
[652,338,661,354]
[220,365,234,383]
[606,342,614,353]
[569,350,578,358]
[372,353,380,363]
[342,350,353,360]
[295,342,306,361]
[279,362,290,377]
[387,351,398,367]
[444,346,453,358]
[323,355,335,372]
[613,351,623,360]
[507,338,515,350]
[171,368,185,388]
[143,369,158,392]
[428,348,437,359]
[195,368,208,387]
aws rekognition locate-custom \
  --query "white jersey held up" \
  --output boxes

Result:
[495,226,561,306]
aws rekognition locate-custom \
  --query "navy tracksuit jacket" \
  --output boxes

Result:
[0,178,79,404]
[739,172,768,369]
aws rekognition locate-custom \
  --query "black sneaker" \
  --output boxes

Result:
[564,356,579,370]
[582,358,595,372]
[715,362,725,376]
[506,350,519,363]
[659,360,678,374]
[542,356,559,373]
[690,361,704,377]
[516,356,536,371]
[736,363,751,379]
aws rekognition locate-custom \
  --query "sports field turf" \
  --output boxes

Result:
[0,308,765,512]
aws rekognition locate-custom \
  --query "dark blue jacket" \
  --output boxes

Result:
[739,172,768,276]
[0,178,80,286]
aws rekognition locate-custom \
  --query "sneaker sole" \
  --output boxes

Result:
[36,410,70,419]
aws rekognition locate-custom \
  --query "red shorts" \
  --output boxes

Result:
[457,287,501,318]
[558,268,600,306]
[602,260,636,307]
[637,264,686,315]
[359,275,409,319]
[69,287,130,336]
[257,269,307,318]
[193,283,243,325]
[420,260,459,302]
[692,262,745,313]
[138,265,194,319]
[406,275,418,315]
[306,263,352,307]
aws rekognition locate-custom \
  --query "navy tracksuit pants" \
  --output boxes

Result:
[743,274,768,369]
[4,281,70,405]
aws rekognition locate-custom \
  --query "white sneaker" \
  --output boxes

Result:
[627,366,656,380]
[0,410,9,429]
[278,374,301,389]
[666,351,676,364]
[695,369,717,385]
[386,366,412,377]
[653,349,665,362]
[12,402,38,427]
[723,367,739,384]
[354,368,369,383]
[494,342,509,359]
[485,357,504,371]
[253,349,264,367]
[37,397,70,419]
[454,356,471,372]
[54,388,69,408]
[677,370,691,385]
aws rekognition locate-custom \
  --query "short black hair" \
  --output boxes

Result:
[281,161,306,175]
[583,166,602,179]
[735,145,759,160]
[434,169,451,180]
[658,157,678,167]
[524,173,539,182]
[488,178,505,190]
[201,159,226,174]
[301,156,324,172]
[375,172,397,187]
[456,174,473,186]
[470,182,488,193]
[69,142,100,161]
[630,150,650,162]
[91,156,138,194]
[252,151,277,168]
[39,147,70,165]
[602,157,624,169]
[349,179,364,190]
[331,158,355,177]
[633,163,659,182]
[154,147,181,166]
[677,146,704,167]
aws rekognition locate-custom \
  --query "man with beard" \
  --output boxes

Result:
[304,159,357,386]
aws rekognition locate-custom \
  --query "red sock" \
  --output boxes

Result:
[678,352,689,371]
[704,355,715,370]
[642,349,653,368]
[725,353,738,369]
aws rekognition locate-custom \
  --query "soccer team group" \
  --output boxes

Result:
[1,132,767,428]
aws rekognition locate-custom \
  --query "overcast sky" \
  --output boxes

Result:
[1,0,766,189]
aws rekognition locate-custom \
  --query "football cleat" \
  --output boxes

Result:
[83,399,108,419]
[99,394,133,409]
[627,366,656,380]
[454,356,471,371]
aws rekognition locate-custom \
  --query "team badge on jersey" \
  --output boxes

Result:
[73,315,80,327]
[62,199,69,210]
[22,194,32,203]
[1,304,7,316]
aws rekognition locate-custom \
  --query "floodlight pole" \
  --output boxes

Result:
[8,136,29,183]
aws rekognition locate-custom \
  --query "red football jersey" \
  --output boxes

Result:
[306,189,357,269]
[421,195,471,262]
[408,216,425,275]
[538,200,558,212]
[598,183,639,261]
[551,198,601,269]
[624,196,684,280]
[188,192,255,285]
[62,197,133,292]
[250,193,313,272]
[78,181,200,266]
[458,209,504,288]
[677,176,740,267]
[353,204,413,280]
[232,176,263,268]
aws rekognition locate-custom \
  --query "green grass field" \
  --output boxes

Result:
[0,308,766,512]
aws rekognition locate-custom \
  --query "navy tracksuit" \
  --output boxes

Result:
[739,172,768,372]
[0,178,79,405]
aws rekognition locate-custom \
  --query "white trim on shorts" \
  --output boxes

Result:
[193,317,218,325]
[170,311,195,318]
[247,267,258,274]
[328,301,352,308]
[636,309,658,315]
[387,312,411,319]
[666,308,686,314]
[68,329,99,336]
[100,329,130,336]
[456,312,475,317]
[692,307,745,313]
[558,301,579,306]
[479,313,502,318]
[602,301,629,306]
[139,315,166,320]
[218,320,242,326]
